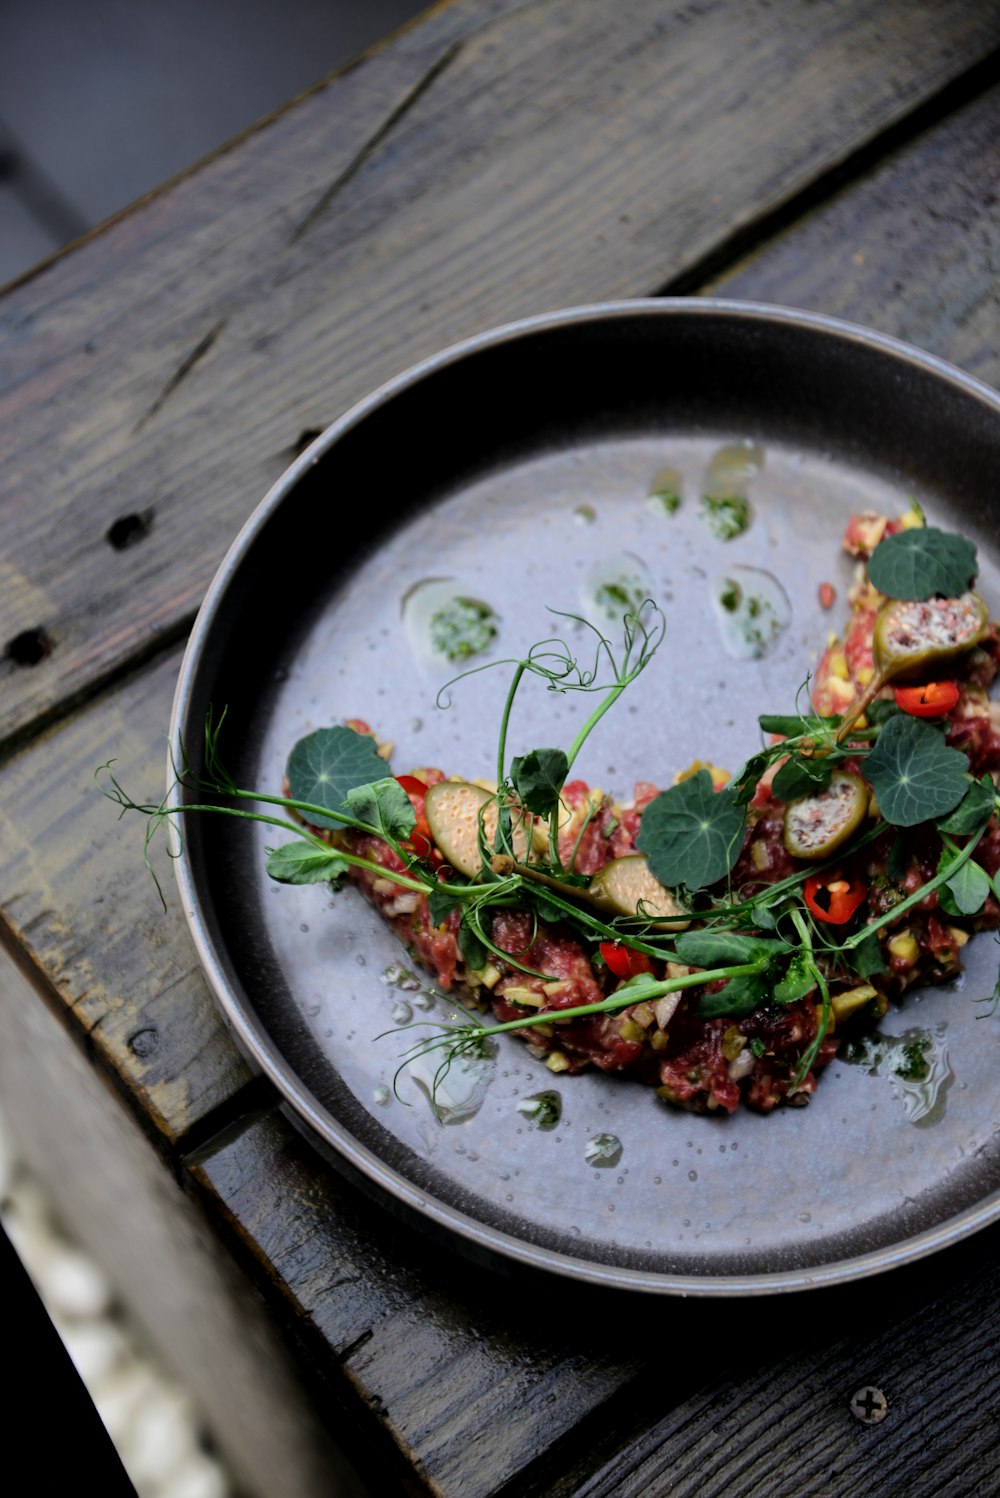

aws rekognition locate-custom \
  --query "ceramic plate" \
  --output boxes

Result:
[171,300,1000,1294]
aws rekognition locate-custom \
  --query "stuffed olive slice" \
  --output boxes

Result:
[783,770,868,861]
[873,591,990,683]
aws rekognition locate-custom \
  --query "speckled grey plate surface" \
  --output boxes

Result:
[171,300,1000,1294]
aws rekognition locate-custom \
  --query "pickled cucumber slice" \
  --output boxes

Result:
[587,855,689,929]
[423,781,528,878]
[783,770,868,860]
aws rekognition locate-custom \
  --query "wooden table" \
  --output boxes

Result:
[4,2,1000,1492]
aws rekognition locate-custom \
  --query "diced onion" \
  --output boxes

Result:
[654,995,680,1030]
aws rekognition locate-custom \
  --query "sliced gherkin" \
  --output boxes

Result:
[423,781,528,878]
[872,592,990,683]
[783,770,868,861]
[587,855,689,928]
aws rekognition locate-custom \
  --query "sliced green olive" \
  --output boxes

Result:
[783,770,868,861]
[873,591,990,684]
[423,781,528,878]
[587,855,689,929]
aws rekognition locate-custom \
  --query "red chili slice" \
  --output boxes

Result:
[395,774,429,798]
[600,942,654,979]
[803,871,867,925]
[893,681,960,718]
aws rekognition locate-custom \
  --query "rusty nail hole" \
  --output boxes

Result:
[293,428,323,457]
[6,627,53,667]
[106,510,154,550]
[850,1386,888,1424]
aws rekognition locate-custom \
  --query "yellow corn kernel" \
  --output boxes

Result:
[855,665,874,687]
[828,652,849,680]
[854,713,869,730]
[948,926,971,948]
[899,507,925,531]
[649,1029,669,1052]
[830,983,879,1022]
[887,931,919,966]
[545,1050,571,1073]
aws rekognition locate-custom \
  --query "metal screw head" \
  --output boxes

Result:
[850,1386,888,1424]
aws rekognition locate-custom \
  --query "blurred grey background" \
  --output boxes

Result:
[0,0,426,285]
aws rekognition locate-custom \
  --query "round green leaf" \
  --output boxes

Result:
[635,772,746,889]
[867,526,977,601]
[286,726,389,828]
[864,716,969,826]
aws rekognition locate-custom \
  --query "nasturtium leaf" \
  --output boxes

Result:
[937,776,996,836]
[772,953,817,1005]
[758,713,840,736]
[864,716,969,826]
[342,777,416,843]
[286,726,388,829]
[510,747,569,818]
[937,850,991,917]
[695,972,769,1020]
[867,526,977,601]
[636,772,746,890]
[265,842,348,885]
[847,931,887,979]
[772,755,833,802]
[673,930,788,969]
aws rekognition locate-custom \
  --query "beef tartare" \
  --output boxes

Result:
[285,509,1000,1116]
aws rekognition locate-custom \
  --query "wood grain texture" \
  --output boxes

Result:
[0,646,252,1143]
[190,1103,1000,1498]
[2,0,997,751]
[712,80,1000,389]
[189,1106,654,1498]
[551,1221,1000,1497]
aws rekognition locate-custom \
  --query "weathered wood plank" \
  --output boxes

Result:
[549,1221,1000,1497]
[711,81,1000,389]
[0,646,252,1142]
[2,0,997,749]
[190,1101,1000,1498]
[189,1106,647,1498]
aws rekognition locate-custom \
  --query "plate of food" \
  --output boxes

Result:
[123,300,1000,1293]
